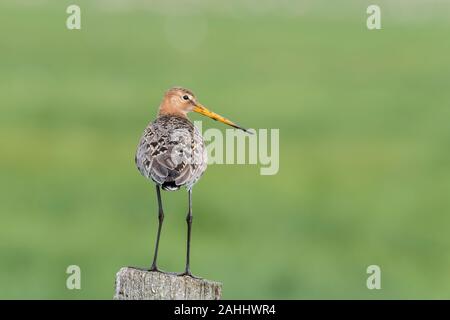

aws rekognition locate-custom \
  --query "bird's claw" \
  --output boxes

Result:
[177,270,202,279]
[149,265,163,273]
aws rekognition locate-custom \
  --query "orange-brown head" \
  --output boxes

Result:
[158,87,251,133]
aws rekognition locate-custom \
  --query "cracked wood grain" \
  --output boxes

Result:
[114,267,222,300]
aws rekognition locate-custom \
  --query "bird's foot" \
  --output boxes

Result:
[177,269,202,279]
[149,264,163,273]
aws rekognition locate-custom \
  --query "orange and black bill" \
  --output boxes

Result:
[193,104,252,134]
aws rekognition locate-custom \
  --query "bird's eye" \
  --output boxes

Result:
[182,95,189,101]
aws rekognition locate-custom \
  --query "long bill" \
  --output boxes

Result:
[193,104,252,134]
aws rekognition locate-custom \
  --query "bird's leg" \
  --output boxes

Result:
[150,185,164,272]
[185,189,193,275]
[179,189,199,278]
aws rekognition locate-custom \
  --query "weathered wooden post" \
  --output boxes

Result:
[114,267,222,300]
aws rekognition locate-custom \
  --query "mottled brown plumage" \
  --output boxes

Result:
[136,114,207,191]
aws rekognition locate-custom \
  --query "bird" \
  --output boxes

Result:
[135,87,250,277]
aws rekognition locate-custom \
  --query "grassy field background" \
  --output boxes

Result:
[1,0,450,299]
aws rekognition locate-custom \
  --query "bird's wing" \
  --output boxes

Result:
[136,116,200,187]
[186,125,208,187]
[136,120,170,184]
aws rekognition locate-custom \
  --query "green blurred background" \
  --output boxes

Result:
[1,0,450,299]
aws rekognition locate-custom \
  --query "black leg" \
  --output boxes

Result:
[180,189,195,277]
[150,185,164,271]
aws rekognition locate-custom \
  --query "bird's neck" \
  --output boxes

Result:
[158,101,188,119]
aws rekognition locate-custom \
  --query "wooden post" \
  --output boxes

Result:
[114,267,223,300]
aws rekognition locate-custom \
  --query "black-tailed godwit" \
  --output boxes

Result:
[135,87,249,277]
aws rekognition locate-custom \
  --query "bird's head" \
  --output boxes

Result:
[159,87,251,134]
